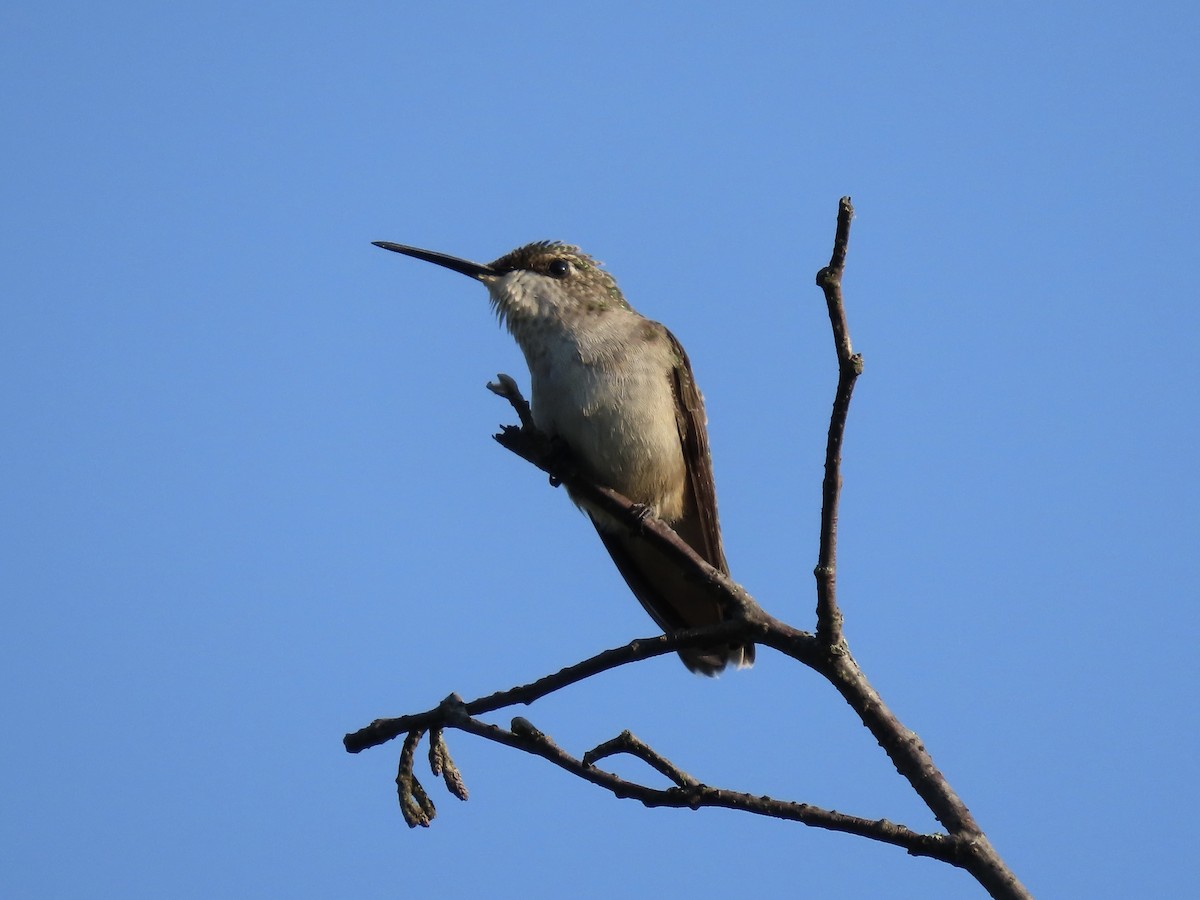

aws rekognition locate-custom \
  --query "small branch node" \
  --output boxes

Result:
[510,716,544,740]
[438,691,469,723]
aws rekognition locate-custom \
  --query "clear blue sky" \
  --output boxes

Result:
[3,3,1197,897]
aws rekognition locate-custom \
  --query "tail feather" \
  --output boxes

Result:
[592,521,753,675]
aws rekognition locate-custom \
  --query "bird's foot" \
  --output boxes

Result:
[629,503,653,533]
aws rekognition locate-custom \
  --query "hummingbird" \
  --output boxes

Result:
[373,239,753,675]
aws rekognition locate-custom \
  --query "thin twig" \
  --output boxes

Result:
[583,730,699,788]
[344,621,760,754]
[812,195,861,647]
[487,373,535,430]
[458,713,956,862]
[492,421,769,626]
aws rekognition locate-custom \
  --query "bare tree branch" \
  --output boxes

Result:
[345,198,1031,899]
[813,196,862,647]
[382,695,959,862]
[344,620,762,754]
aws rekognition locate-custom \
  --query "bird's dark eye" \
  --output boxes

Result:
[547,258,570,279]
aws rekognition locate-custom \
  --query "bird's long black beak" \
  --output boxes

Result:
[372,242,496,280]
